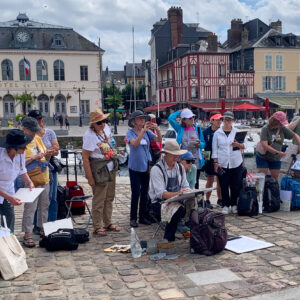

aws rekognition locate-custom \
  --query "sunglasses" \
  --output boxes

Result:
[185,159,195,164]
[96,120,106,125]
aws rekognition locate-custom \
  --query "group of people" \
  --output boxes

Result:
[53,113,70,130]
[2,106,300,248]
[0,109,59,247]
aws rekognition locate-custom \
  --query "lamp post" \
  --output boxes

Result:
[106,80,120,135]
[73,85,85,126]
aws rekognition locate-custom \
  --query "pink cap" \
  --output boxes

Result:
[210,113,223,121]
[273,111,288,126]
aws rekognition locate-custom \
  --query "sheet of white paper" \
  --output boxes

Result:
[225,236,274,254]
[15,188,45,203]
[43,218,73,236]
[281,144,298,162]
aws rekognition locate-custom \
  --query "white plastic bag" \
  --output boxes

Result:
[0,216,28,280]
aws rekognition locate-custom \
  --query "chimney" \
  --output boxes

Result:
[167,7,183,48]
[142,59,146,67]
[207,33,218,52]
[241,28,248,46]
[230,18,243,48]
[105,66,109,75]
[270,20,282,33]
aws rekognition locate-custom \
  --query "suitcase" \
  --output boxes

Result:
[61,150,86,215]
[281,175,300,209]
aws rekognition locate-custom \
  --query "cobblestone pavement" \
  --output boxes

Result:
[2,177,300,300]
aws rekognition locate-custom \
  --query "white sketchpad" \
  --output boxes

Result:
[15,188,45,203]
[43,218,73,236]
[225,236,274,254]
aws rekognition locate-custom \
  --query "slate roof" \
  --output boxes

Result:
[0,13,102,52]
[102,70,126,84]
[125,63,145,77]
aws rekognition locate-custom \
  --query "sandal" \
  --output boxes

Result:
[104,224,120,232]
[23,236,36,248]
[93,229,107,236]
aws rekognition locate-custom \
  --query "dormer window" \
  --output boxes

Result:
[275,37,281,46]
[51,34,66,49]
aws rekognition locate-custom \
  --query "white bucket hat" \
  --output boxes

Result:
[162,140,187,156]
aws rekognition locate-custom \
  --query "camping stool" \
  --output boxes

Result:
[66,195,93,228]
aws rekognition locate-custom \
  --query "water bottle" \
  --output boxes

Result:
[130,228,142,258]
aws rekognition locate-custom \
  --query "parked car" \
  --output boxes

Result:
[162,128,177,148]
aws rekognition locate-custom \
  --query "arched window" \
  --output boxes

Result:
[55,94,66,114]
[19,59,31,80]
[53,60,65,81]
[36,59,48,81]
[1,59,13,80]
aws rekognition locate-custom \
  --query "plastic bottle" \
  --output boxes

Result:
[130,228,142,258]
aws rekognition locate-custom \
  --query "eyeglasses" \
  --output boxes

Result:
[185,159,195,164]
[96,120,106,125]
[224,118,233,122]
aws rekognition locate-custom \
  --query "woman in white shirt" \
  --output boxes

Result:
[82,109,120,236]
[212,111,245,214]
[0,129,34,231]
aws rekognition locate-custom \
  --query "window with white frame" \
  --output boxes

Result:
[219,86,226,98]
[276,55,283,71]
[219,64,226,77]
[240,85,247,98]
[191,86,198,99]
[265,55,272,70]
[190,65,197,77]
[262,76,285,91]
[274,76,285,91]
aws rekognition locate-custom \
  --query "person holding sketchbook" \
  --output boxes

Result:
[0,129,34,232]
[21,117,51,247]
[256,111,300,180]
[212,111,245,215]
[148,140,190,242]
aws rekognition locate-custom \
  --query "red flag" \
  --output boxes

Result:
[23,58,30,75]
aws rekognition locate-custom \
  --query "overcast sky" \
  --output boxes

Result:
[2,0,300,70]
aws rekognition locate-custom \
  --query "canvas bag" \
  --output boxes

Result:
[0,216,28,280]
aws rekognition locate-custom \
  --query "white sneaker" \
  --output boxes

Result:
[231,205,238,214]
[222,206,230,215]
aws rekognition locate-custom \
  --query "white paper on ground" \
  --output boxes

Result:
[15,188,45,203]
[43,218,73,236]
[225,235,274,254]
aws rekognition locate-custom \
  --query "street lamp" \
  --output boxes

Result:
[73,85,85,126]
[106,79,121,135]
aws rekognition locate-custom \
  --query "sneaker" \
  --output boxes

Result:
[222,206,230,215]
[205,200,213,209]
[217,199,223,207]
[232,205,238,214]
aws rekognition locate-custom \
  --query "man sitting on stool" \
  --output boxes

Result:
[148,140,190,242]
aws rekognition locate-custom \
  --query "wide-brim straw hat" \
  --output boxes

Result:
[89,109,110,124]
[162,140,187,156]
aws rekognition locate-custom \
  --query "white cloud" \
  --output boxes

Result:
[1,0,300,69]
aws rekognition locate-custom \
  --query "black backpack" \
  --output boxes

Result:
[263,175,281,213]
[190,209,227,256]
[237,186,258,217]
[39,228,78,251]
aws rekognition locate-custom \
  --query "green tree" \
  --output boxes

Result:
[103,83,123,108]
[14,92,35,115]
[137,84,146,100]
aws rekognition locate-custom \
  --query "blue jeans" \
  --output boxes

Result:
[256,154,281,170]
[48,171,58,221]
[33,170,58,225]
[0,199,14,232]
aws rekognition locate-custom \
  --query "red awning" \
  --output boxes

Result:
[143,103,177,112]
[189,102,245,112]
[232,103,265,111]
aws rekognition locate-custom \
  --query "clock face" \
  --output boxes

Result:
[16,31,30,43]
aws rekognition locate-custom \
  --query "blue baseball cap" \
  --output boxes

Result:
[179,151,194,160]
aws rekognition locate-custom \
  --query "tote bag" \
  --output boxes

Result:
[0,217,28,280]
